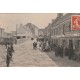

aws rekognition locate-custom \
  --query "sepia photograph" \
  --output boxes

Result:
[0,13,80,67]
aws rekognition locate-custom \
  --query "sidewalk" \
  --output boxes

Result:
[46,51,80,67]
[0,45,7,67]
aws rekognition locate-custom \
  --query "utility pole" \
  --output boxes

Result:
[16,24,18,44]
[50,27,51,42]
[1,26,3,42]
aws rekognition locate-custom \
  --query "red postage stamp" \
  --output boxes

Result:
[71,15,80,30]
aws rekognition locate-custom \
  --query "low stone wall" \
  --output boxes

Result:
[17,38,26,44]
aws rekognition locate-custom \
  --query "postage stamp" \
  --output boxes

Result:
[71,15,80,30]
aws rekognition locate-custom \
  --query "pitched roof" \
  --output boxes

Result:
[51,13,80,27]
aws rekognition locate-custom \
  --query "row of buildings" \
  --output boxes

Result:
[12,23,39,43]
[0,23,39,44]
[44,13,80,52]
[0,28,13,44]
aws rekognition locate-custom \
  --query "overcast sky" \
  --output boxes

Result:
[0,13,57,32]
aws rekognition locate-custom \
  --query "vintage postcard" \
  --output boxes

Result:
[0,13,80,67]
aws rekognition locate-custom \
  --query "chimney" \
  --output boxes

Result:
[57,13,63,18]
[52,19,54,23]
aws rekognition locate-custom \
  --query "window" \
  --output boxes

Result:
[23,36,26,38]
[68,22,71,31]
[17,36,20,39]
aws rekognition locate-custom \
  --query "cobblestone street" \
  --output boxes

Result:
[10,40,58,67]
[46,51,80,67]
[0,40,80,67]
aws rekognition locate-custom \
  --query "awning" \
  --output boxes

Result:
[51,33,80,38]
[51,35,65,38]
[13,34,26,37]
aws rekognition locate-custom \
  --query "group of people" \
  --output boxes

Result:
[34,39,76,61]
[54,44,75,60]
[33,40,51,51]
[5,42,14,67]
[39,41,51,52]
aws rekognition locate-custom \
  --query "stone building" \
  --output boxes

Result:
[38,29,45,41]
[24,23,38,40]
[34,26,38,38]
[12,24,26,44]
[0,28,9,42]
[44,23,52,41]
[0,28,14,44]
[12,23,38,44]
[38,29,45,36]
[46,13,80,52]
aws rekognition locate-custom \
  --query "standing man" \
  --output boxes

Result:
[60,45,63,58]
[33,42,35,49]
[68,45,74,60]
[5,42,8,48]
[35,42,37,49]
[64,46,69,56]
[54,45,58,57]
[6,45,12,67]
[10,43,14,61]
